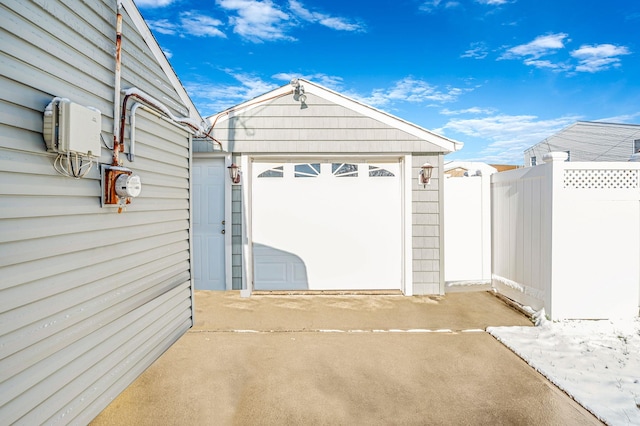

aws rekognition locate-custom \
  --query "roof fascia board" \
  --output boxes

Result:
[577,121,640,131]
[121,0,202,122]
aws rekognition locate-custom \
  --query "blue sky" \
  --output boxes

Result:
[135,0,639,164]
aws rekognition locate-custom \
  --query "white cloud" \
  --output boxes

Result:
[571,44,631,73]
[419,0,442,13]
[420,0,461,13]
[179,12,226,38]
[215,0,363,42]
[288,1,364,32]
[217,0,294,42]
[476,0,509,4]
[595,112,640,123]
[499,34,631,73]
[147,1,363,43]
[523,59,570,71]
[147,12,226,38]
[440,107,496,115]
[317,16,362,31]
[272,72,345,90]
[461,42,489,59]
[437,114,579,163]
[135,0,175,7]
[501,33,568,60]
[355,77,471,108]
[147,19,178,35]
[185,72,279,116]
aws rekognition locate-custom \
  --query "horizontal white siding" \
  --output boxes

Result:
[1,0,194,423]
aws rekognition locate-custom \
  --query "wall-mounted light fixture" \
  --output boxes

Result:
[419,162,434,187]
[228,163,241,184]
[290,78,308,108]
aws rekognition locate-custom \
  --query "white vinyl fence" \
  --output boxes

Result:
[444,174,491,286]
[491,153,640,320]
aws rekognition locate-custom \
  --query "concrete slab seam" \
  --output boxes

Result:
[189,328,488,334]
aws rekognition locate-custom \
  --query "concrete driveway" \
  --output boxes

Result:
[92,290,601,425]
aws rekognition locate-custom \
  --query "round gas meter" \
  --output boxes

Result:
[115,173,142,198]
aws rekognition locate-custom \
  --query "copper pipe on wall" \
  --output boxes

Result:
[112,1,123,166]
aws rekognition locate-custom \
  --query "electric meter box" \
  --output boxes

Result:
[43,99,102,157]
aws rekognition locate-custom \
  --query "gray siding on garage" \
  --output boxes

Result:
[1,1,194,423]
[232,185,244,290]
[208,94,448,154]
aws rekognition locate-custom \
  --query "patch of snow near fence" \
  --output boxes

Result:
[488,314,640,425]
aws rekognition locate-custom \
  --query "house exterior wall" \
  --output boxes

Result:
[524,122,640,166]
[492,157,640,320]
[1,1,195,423]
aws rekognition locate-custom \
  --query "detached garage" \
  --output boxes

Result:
[193,79,462,295]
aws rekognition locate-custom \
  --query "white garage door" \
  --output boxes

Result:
[252,161,402,291]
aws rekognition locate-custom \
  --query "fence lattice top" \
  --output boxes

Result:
[563,169,640,189]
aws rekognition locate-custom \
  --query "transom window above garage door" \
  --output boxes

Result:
[257,163,395,178]
[295,163,321,177]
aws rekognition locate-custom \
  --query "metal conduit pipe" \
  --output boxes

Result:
[112,0,123,166]
[128,102,142,162]
[120,89,223,151]
[128,102,195,162]
[111,0,219,164]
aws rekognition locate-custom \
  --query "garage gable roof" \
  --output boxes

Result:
[207,79,463,153]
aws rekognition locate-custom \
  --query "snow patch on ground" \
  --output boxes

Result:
[489,317,640,425]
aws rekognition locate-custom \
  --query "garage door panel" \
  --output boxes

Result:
[252,161,401,291]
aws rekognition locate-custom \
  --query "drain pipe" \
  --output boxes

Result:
[112,0,123,166]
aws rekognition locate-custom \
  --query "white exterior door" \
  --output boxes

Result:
[193,158,226,290]
[252,160,402,291]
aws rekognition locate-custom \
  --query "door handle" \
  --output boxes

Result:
[221,229,226,234]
